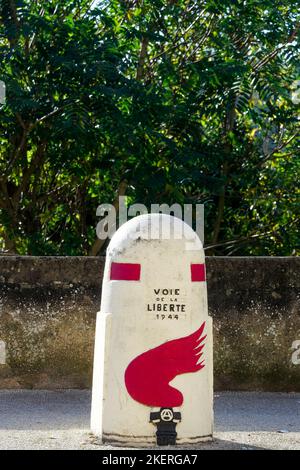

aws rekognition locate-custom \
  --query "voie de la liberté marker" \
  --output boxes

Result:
[91,214,213,446]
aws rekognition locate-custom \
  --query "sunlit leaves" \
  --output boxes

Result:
[0,0,299,255]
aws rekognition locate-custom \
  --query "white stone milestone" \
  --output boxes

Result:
[91,214,213,446]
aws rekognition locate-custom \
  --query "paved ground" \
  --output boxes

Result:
[0,390,299,450]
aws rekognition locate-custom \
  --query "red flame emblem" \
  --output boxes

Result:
[124,322,206,408]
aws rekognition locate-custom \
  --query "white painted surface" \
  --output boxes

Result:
[91,214,213,446]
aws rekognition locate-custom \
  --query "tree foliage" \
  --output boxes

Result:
[0,0,299,255]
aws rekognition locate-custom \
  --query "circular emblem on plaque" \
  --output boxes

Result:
[160,408,174,422]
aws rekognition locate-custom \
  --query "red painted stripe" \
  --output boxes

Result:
[110,262,141,281]
[191,263,206,282]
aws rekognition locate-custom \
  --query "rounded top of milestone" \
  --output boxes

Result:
[108,213,203,255]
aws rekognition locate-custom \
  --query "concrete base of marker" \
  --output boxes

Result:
[101,434,213,448]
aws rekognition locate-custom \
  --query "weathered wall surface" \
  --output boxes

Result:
[0,256,299,390]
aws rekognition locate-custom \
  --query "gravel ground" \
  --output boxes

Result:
[0,390,299,450]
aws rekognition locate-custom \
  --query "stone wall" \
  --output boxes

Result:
[0,256,299,390]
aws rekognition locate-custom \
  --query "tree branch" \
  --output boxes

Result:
[89,180,128,256]
[136,37,149,81]
[255,131,299,168]
[253,22,300,72]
